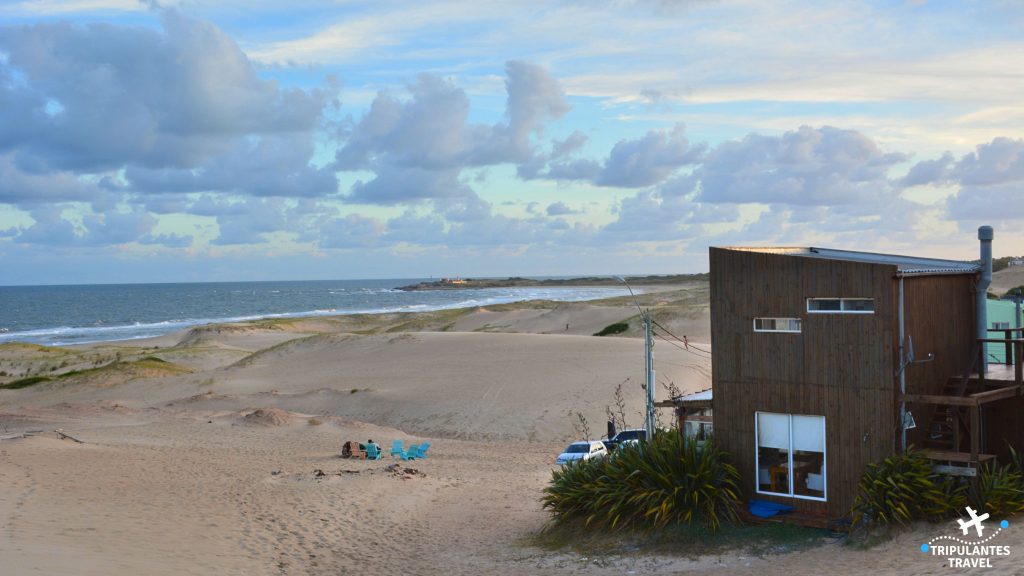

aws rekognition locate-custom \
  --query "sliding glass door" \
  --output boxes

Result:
[755,412,826,501]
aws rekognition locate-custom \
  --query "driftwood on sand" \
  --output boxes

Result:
[55,429,85,443]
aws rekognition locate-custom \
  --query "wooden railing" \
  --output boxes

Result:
[981,327,1024,387]
[900,332,1024,468]
[983,328,1021,365]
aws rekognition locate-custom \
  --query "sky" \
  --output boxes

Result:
[1,0,1022,285]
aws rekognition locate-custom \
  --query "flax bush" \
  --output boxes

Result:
[851,449,965,528]
[969,452,1024,518]
[853,447,1024,531]
[542,431,740,532]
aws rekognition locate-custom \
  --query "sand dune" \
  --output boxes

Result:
[992,265,1024,297]
[6,287,1007,575]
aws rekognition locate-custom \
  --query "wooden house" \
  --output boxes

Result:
[709,243,1024,518]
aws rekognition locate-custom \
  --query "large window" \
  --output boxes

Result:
[807,298,874,314]
[753,318,802,333]
[755,412,826,501]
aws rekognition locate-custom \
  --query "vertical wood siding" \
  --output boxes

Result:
[901,274,978,449]
[710,248,898,516]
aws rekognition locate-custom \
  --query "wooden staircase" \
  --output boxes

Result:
[923,377,974,451]
[903,335,1024,476]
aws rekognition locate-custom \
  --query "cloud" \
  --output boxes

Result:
[9,205,157,246]
[546,201,579,216]
[383,210,447,245]
[950,137,1024,186]
[902,152,954,187]
[484,60,570,164]
[516,131,594,180]
[138,232,193,248]
[0,9,337,220]
[317,213,385,249]
[208,197,291,245]
[599,189,738,242]
[521,124,700,187]
[336,61,568,205]
[551,131,588,159]
[696,125,906,205]
[0,153,104,205]
[941,138,1024,223]
[11,206,80,246]
[595,125,928,245]
[123,132,338,198]
[945,183,1024,223]
[596,124,703,187]
[0,11,329,174]
[348,167,473,205]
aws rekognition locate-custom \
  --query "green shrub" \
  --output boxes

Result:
[542,432,740,532]
[970,461,1024,517]
[0,376,51,389]
[852,449,965,528]
[1009,444,1024,476]
[593,322,629,337]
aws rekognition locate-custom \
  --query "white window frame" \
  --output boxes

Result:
[754,412,827,502]
[753,317,802,333]
[993,321,1011,330]
[806,298,875,314]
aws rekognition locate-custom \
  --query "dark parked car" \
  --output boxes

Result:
[601,428,648,451]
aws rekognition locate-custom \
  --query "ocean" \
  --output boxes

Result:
[0,279,633,346]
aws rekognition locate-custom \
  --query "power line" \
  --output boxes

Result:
[652,327,710,357]
[655,359,712,379]
[652,328,711,359]
[650,318,712,355]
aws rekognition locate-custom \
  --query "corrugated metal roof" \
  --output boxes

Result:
[672,388,712,403]
[720,246,979,276]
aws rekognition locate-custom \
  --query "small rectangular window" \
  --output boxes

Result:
[993,322,1011,330]
[754,318,802,333]
[807,298,874,314]
[807,299,842,311]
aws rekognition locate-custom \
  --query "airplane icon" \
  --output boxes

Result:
[958,506,990,537]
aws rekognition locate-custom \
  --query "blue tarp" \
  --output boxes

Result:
[748,499,795,518]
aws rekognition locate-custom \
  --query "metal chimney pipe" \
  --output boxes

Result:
[978,226,994,374]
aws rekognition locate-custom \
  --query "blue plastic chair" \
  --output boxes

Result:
[390,440,405,459]
[403,443,419,460]
[365,443,382,460]
[412,442,430,459]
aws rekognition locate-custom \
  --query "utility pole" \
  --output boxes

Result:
[616,275,656,442]
[644,311,656,441]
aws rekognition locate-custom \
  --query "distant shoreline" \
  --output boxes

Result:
[1,280,694,347]
[396,273,709,291]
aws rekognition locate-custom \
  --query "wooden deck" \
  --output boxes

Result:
[925,450,996,463]
[979,363,1019,381]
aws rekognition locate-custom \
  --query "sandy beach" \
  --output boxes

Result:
[2,283,1022,575]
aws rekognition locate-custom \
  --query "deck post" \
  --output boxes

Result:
[978,345,986,388]
[1015,341,1023,387]
[970,404,980,465]
[954,409,961,452]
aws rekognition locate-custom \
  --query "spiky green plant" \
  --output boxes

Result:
[851,448,965,528]
[1008,444,1024,476]
[970,461,1024,517]
[542,432,740,532]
